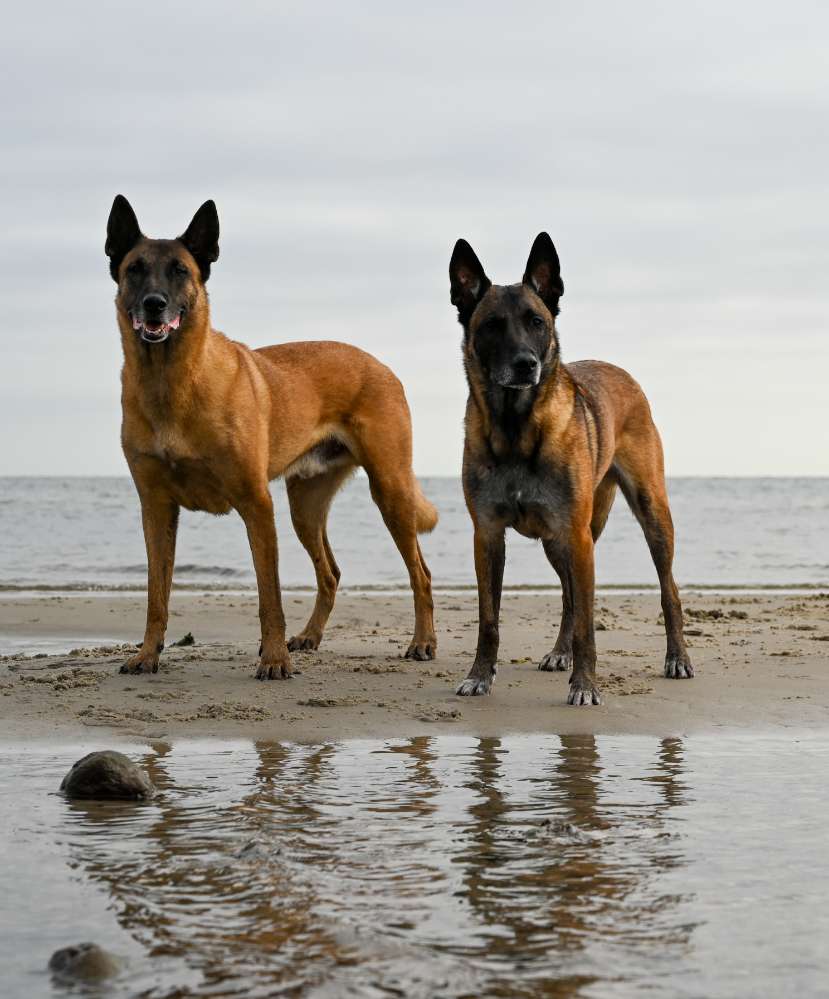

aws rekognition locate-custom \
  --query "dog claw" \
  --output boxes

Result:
[119,653,159,675]
[456,675,493,696]
[255,648,293,680]
[567,682,601,706]
[539,650,572,672]
[287,635,321,652]
[405,641,436,661]
[255,662,292,680]
[665,654,694,679]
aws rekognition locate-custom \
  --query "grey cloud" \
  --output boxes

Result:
[1,0,827,475]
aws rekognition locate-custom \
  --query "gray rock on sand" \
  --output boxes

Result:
[48,943,121,982]
[59,750,155,800]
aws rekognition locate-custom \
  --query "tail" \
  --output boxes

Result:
[414,481,439,534]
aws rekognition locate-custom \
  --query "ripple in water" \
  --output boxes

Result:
[0,734,827,998]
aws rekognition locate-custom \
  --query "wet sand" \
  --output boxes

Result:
[1,590,827,741]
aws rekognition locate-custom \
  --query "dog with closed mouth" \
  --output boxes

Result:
[449,232,692,705]
[106,195,437,679]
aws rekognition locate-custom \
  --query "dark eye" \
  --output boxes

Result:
[530,314,545,329]
[171,261,189,277]
[126,259,145,275]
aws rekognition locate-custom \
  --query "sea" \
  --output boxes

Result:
[0,476,826,593]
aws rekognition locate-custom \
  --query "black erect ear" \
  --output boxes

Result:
[449,238,491,325]
[105,195,142,281]
[178,200,220,281]
[522,232,564,314]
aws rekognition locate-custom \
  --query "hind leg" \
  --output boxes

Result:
[349,383,436,660]
[538,475,616,673]
[615,449,692,679]
[286,464,353,651]
[365,468,436,660]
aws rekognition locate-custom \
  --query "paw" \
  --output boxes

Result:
[287,633,321,652]
[405,639,436,661]
[567,680,602,706]
[119,650,159,675]
[255,647,292,680]
[665,653,694,679]
[538,649,572,672]
[456,674,493,696]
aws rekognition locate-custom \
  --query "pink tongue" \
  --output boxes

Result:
[169,314,181,330]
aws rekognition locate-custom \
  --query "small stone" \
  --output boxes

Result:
[48,943,121,982]
[60,750,155,800]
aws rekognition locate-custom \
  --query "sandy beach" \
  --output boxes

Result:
[1,589,827,742]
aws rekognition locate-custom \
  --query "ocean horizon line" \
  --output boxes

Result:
[1,582,826,596]
[1,473,828,482]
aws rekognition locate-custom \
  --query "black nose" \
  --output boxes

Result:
[142,293,168,316]
[513,353,539,376]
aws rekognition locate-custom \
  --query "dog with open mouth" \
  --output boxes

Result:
[131,311,181,343]
[106,196,438,680]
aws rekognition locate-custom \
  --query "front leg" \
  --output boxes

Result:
[121,495,179,675]
[538,539,574,672]
[237,490,291,680]
[457,524,505,696]
[566,526,601,706]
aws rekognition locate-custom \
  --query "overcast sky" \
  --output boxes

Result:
[1,1,826,476]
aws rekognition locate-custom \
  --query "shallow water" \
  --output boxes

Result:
[1,476,827,591]
[1,734,827,998]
